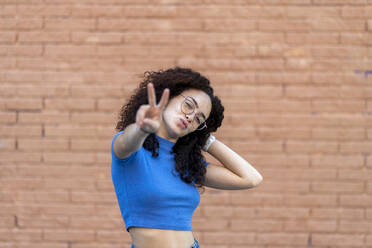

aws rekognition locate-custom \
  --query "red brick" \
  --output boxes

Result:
[339,169,372,180]
[231,192,284,206]
[0,58,16,69]
[0,152,41,162]
[16,84,69,97]
[312,154,364,169]
[71,32,122,44]
[286,86,340,98]
[260,20,311,31]
[71,138,110,151]
[18,138,68,151]
[368,20,372,31]
[284,219,337,232]
[96,230,128,242]
[44,45,96,57]
[341,6,368,18]
[340,142,372,153]
[0,125,42,137]
[286,141,338,153]
[17,5,71,16]
[98,19,203,31]
[71,192,115,203]
[43,152,95,163]
[45,18,95,30]
[287,6,339,17]
[0,166,16,177]
[0,32,16,42]
[205,45,256,58]
[97,99,123,111]
[38,204,96,216]
[0,98,42,110]
[231,219,282,232]
[44,230,95,242]
[229,140,282,154]
[19,31,70,43]
[312,46,366,58]
[256,233,308,245]
[312,207,364,220]
[339,220,372,233]
[312,234,364,246]
[340,195,372,207]
[17,243,68,248]
[18,112,69,124]
[44,98,95,111]
[286,33,339,44]
[312,127,365,141]
[71,6,122,17]
[0,18,43,30]
[263,168,336,181]
[44,124,97,137]
[123,32,178,44]
[70,112,116,124]
[0,138,15,150]
[0,216,15,228]
[285,194,337,207]
[71,84,123,97]
[204,232,255,245]
[122,6,177,17]
[34,220,72,238]
[205,20,256,31]
[0,5,16,16]
[203,206,233,217]
[1,178,44,190]
[70,217,122,230]
[312,181,364,193]
[257,181,310,193]
[0,45,42,56]
[193,219,229,232]
[312,19,365,31]
[10,229,43,242]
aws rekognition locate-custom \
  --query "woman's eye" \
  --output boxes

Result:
[186,102,193,108]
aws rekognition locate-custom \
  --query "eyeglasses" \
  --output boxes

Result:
[180,94,207,131]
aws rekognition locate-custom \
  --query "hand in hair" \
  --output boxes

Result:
[136,83,169,134]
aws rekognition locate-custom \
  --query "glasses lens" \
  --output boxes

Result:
[181,99,195,114]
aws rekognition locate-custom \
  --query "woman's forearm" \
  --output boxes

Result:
[207,138,263,186]
[115,123,149,158]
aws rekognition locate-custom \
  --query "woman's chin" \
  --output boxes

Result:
[168,125,187,138]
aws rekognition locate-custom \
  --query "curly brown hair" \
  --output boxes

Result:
[116,67,224,193]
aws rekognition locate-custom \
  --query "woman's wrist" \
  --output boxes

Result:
[202,134,216,152]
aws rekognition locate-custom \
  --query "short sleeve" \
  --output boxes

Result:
[111,130,137,162]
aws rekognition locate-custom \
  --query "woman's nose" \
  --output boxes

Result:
[185,113,194,123]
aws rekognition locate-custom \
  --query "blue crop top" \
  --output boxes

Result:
[110,131,210,232]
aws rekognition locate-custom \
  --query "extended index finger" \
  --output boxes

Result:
[147,83,156,106]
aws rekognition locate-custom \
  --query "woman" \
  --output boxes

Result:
[111,67,263,248]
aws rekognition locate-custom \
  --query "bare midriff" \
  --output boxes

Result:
[129,227,196,248]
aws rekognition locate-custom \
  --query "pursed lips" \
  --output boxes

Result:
[180,118,188,128]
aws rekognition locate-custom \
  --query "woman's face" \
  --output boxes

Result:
[159,89,212,140]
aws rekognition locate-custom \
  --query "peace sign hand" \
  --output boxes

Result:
[136,83,170,134]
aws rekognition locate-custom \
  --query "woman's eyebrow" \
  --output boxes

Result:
[190,96,206,121]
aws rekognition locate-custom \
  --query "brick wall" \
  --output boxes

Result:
[1,1,372,247]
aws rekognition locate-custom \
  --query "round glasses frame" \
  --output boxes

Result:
[180,94,207,131]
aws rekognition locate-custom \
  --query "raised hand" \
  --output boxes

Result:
[136,83,170,134]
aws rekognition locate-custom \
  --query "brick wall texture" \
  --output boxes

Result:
[1,0,372,247]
